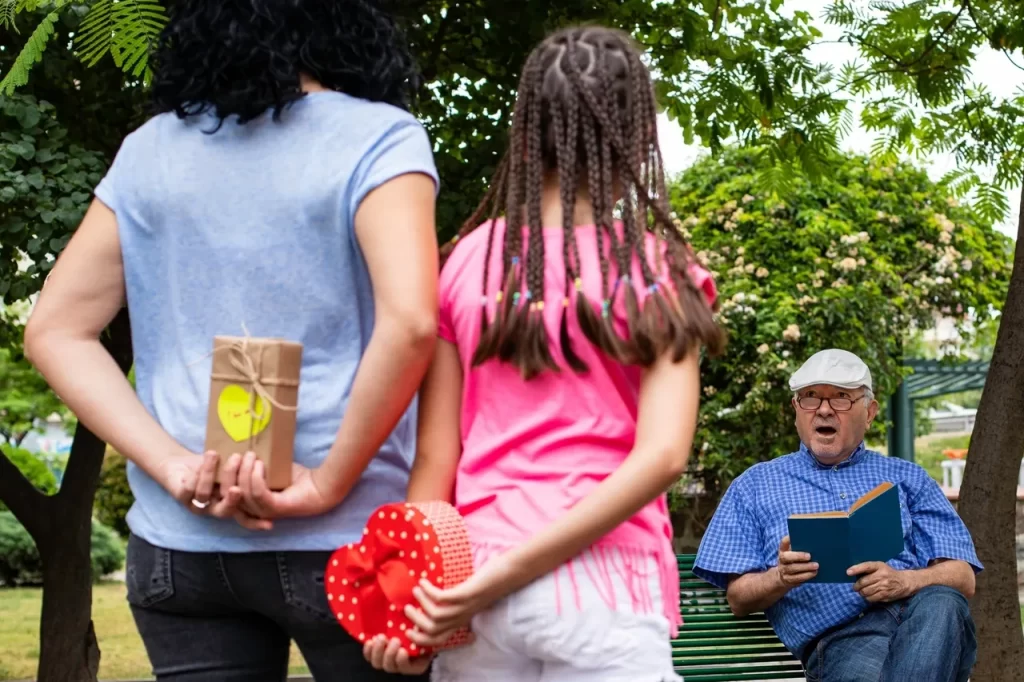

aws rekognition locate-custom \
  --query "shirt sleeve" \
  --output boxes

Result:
[348,115,439,226]
[693,468,767,588]
[93,132,139,216]
[907,468,984,573]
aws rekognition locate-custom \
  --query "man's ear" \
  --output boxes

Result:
[866,399,880,424]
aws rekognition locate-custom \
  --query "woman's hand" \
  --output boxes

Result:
[362,635,433,675]
[234,452,338,523]
[157,451,265,526]
[404,553,517,649]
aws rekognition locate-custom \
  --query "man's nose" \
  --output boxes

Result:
[816,400,836,417]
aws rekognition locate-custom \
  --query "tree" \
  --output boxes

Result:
[669,146,1012,495]
[0,9,140,680]
[0,344,71,447]
[823,2,1024,677]
[0,90,133,682]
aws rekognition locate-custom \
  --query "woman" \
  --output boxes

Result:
[24,1,438,680]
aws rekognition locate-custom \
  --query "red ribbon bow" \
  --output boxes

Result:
[325,503,453,656]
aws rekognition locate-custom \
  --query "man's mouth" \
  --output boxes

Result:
[815,425,838,437]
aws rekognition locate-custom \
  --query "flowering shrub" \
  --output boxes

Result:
[669,148,1013,498]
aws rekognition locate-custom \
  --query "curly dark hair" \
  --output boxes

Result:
[150,0,419,125]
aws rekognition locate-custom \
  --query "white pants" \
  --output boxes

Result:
[431,547,681,682]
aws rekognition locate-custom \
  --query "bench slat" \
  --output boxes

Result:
[673,554,803,681]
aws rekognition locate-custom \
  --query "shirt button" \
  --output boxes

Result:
[840,493,847,499]
[833,465,839,471]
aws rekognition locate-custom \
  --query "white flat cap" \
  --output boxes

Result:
[789,349,873,393]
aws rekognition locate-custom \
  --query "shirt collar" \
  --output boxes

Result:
[800,440,867,469]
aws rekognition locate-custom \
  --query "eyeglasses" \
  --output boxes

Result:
[795,395,867,412]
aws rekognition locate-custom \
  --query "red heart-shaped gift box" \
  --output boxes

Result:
[324,501,473,657]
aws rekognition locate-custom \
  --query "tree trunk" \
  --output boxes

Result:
[0,309,133,682]
[33,425,107,682]
[958,184,1024,681]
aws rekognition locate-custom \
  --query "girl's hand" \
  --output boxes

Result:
[405,554,517,648]
[362,635,433,675]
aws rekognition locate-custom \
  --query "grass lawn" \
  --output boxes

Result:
[0,582,309,681]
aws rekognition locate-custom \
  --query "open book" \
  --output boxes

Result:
[786,482,905,583]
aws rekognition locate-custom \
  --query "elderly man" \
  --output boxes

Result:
[694,349,981,682]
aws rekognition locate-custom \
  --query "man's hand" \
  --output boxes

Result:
[848,562,916,603]
[776,536,819,588]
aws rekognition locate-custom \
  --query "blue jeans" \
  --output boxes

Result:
[803,586,976,682]
[125,533,429,681]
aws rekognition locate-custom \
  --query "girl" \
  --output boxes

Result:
[25,1,438,679]
[364,25,724,681]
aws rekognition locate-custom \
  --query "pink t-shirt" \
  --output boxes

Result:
[437,219,717,634]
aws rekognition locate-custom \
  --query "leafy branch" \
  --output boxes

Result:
[0,0,167,93]
[0,10,58,95]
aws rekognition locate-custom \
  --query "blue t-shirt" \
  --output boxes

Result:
[692,443,982,659]
[94,91,439,553]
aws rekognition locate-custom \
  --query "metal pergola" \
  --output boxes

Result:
[887,359,989,462]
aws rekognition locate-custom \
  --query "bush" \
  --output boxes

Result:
[0,445,58,513]
[91,517,125,579]
[0,512,42,586]
[94,448,133,537]
[0,512,125,586]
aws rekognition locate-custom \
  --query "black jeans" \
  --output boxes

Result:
[125,533,430,681]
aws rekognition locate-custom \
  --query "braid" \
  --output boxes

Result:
[552,100,588,373]
[463,25,724,379]
[473,61,533,366]
[514,49,559,378]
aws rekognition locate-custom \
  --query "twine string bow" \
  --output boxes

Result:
[207,326,298,448]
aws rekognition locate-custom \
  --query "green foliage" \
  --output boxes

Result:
[0,9,57,95]
[1,0,164,89]
[78,0,165,77]
[0,1,919,238]
[826,0,1024,225]
[93,449,132,537]
[0,345,71,447]
[0,93,107,302]
[0,511,125,586]
[89,516,125,579]
[404,1,849,238]
[671,147,1013,495]
[0,444,56,513]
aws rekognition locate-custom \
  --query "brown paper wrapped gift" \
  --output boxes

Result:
[204,335,302,491]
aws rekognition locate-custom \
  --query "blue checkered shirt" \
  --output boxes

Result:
[693,442,983,659]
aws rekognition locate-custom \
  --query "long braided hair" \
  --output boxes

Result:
[445,26,725,380]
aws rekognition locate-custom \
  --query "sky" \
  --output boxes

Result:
[655,0,1023,239]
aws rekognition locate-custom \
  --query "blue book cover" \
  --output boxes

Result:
[786,482,905,583]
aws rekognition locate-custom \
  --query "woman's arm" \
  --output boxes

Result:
[243,172,440,517]
[406,339,463,503]
[405,345,702,641]
[23,200,240,514]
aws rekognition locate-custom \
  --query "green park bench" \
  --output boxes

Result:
[673,554,805,681]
